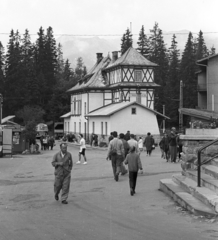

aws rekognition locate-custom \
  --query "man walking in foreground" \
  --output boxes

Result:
[52,143,73,204]
[106,131,124,181]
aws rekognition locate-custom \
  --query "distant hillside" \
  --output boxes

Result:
[57,30,218,71]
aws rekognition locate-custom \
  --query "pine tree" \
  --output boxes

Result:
[165,34,180,126]
[0,42,5,95]
[137,25,149,57]
[148,23,169,114]
[75,57,85,80]
[196,30,208,61]
[120,28,133,55]
[44,26,57,88]
[180,32,197,113]
[63,59,74,82]
[208,45,216,55]
[4,30,23,115]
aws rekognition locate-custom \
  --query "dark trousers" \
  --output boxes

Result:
[111,155,122,178]
[54,173,71,201]
[129,171,138,191]
[147,150,152,155]
[169,145,177,162]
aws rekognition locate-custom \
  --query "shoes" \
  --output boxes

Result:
[62,200,68,204]
[130,189,134,196]
[55,195,59,201]
[133,190,136,194]
[76,161,81,164]
[115,174,119,182]
[83,162,87,165]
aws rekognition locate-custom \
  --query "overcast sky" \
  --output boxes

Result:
[0,0,217,46]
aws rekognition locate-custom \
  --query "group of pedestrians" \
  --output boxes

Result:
[106,131,143,196]
[159,127,182,163]
[40,135,55,150]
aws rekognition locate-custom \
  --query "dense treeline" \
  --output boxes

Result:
[0,24,216,131]
[121,23,216,128]
[0,26,86,126]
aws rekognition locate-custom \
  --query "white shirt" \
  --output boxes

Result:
[138,139,143,149]
[80,138,86,151]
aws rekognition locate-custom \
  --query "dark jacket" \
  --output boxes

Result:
[52,151,73,176]
[144,136,154,151]
[169,132,178,146]
[124,152,142,172]
[159,136,169,151]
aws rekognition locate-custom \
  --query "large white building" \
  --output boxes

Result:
[61,47,169,141]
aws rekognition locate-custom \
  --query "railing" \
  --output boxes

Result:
[197,138,218,187]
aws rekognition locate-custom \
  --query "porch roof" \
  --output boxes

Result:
[179,108,218,120]
[86,101,169,119]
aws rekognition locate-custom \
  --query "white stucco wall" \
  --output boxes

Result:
[88,92,104,112]
[87,105,160,137]
[110,105,160,135]
[88,116,111,136]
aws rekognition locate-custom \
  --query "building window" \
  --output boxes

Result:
[132,107,136,115]
[105,122,108,136]
[135,70,142,82]
[74,122,76,133]
[74,97,76,114]
[101,122,103,135]
[79,122,81,133]
[92,122,95,133]
[84,102,86,115]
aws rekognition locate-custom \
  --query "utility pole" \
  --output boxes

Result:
[179,80,183,132]
[163,105,165,133]
[0,94,3,125]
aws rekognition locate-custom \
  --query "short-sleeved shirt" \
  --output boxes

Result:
[80,138,86,151]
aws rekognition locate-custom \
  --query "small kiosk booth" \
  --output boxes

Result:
[1,116,27,156]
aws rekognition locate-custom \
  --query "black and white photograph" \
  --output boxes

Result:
[0,0,218,239]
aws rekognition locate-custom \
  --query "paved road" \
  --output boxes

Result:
[0,143,217,240]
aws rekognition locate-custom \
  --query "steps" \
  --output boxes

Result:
[159,162,218,218]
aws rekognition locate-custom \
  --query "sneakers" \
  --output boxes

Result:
[76,161,81,164]
[83,162,87,165]
[62,200,68,204]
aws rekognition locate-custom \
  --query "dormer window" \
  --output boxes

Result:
[135,70,142,82]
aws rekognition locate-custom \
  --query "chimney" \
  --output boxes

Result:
[96,53,103,63]
[112,51,118,62]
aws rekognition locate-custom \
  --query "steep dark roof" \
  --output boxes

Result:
[67,56,111,93]
[105,47,158,70]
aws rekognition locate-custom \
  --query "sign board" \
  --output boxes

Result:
[3,128,13,155]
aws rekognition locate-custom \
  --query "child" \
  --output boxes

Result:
[124,146,143,196]
[138,137,143,153]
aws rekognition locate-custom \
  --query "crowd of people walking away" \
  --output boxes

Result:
[159,127,182,163]
[107,131,144,195]
[40,135,55,150]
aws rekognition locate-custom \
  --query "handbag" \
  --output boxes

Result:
[152,145,155,150]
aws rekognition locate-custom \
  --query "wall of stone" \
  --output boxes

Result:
[180,136,218,171]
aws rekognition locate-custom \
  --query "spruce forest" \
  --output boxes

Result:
[122,23,215,128]
[0,23,216,131]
